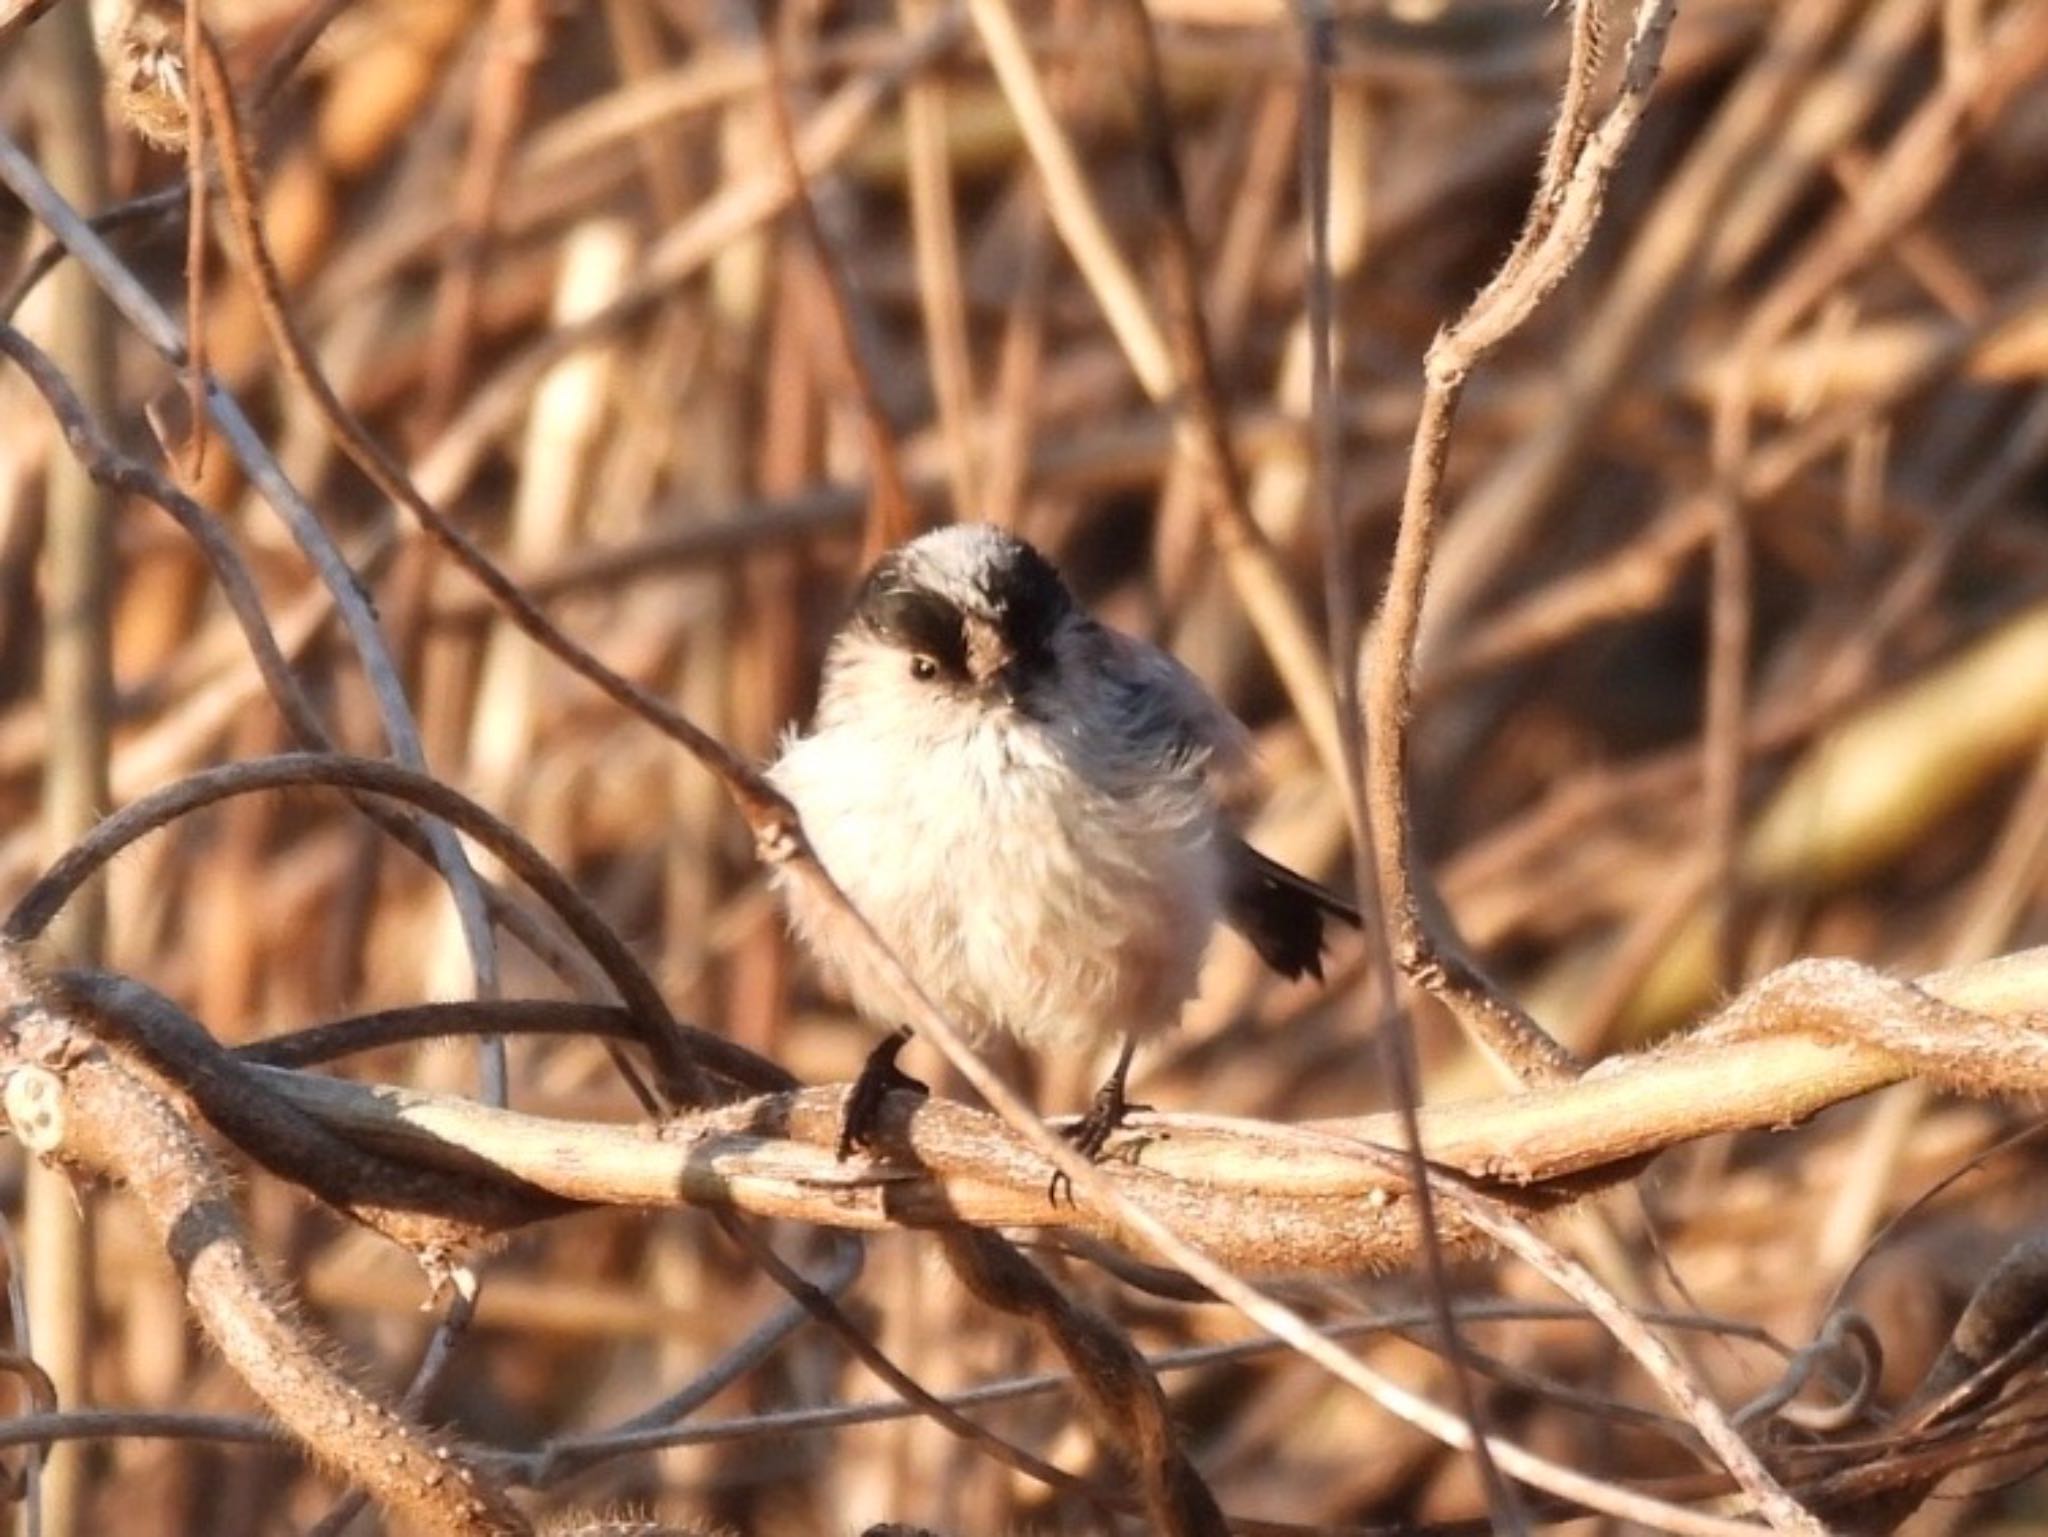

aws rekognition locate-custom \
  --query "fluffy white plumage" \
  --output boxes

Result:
[767,525,1245,1055]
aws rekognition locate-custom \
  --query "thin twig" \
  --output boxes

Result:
[1361,0,1688,1085]
[0,119,503,1041]
[1288,2,1519,1525]
[179,0,209,484]
[3,752,701,1097]
[0,322,677,1083]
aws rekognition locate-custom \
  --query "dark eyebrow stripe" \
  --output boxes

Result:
[860,587,968,672]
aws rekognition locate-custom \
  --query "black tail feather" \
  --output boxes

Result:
[1223,840,1361,983]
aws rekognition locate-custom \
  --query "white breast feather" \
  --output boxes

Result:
[768,692,1226,1054]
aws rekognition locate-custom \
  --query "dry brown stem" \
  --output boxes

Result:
[22,11,118,1532]
[755,9,918,560]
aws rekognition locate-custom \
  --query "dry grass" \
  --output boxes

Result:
[2,0,2048,1533]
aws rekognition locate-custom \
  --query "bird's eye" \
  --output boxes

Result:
[909,654,940,682]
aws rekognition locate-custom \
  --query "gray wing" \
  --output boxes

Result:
[1090,626,1361,979]
[1089,624,1257,795]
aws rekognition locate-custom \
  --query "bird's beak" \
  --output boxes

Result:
[993,657,1031,705]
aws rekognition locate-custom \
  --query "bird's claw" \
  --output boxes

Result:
[1047,1080,1151,1206]
[837,1034,929,1160]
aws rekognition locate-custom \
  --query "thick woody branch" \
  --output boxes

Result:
[60,971,571,1253]
[0,949,530,1537]
[221,949,2048,1275]
[9,935,2042,1530]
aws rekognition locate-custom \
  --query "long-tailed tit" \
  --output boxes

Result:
[768,524,1358,1166]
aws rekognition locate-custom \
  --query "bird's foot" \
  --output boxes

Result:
[1067,1075,1151,1160]
[837,1033,929,1160]
[1048,1078,1151,1206]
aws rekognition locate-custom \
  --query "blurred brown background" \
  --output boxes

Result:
[3,0,2048,1531]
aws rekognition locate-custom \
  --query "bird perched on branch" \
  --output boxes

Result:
[768,524,1359,1175]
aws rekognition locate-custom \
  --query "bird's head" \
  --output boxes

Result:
[817,525,1079,733]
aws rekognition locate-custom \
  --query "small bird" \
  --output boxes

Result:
[768,524,1359,1167]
